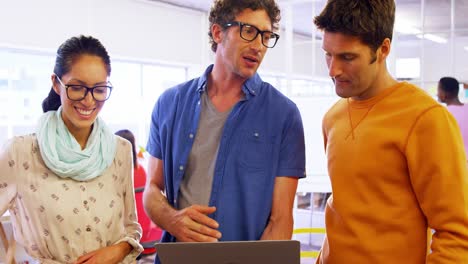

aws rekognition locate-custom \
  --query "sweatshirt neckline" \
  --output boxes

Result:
[348,82,405,109]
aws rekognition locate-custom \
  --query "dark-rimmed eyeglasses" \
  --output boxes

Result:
[55,75,113,102]
[224,21,280,48]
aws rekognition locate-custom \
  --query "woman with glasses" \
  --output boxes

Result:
[0,35,142,264]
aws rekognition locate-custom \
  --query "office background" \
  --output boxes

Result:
[0,0,467,260]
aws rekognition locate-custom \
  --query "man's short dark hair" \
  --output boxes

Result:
[314,0,395,52]
[208,0,281,52]
[439,76,460,98]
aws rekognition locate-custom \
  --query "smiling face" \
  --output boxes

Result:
[322,31,389,100]
[213,8,272,81]
[52,54,109,138]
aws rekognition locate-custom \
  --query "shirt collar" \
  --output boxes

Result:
[196,64,262,99]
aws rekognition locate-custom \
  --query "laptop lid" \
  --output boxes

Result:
[155,240,300,264]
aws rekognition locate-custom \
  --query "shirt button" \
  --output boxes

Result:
[189,134,194,139]
[83,200,88,205]
[86,227,91,232]
[179,166,184,171]
[254,132,259,137]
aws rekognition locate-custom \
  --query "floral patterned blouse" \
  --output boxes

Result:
[0,134,143,263]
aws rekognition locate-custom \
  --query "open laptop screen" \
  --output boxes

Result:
[155,240,300,264]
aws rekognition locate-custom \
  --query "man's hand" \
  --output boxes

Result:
[144,157,222,242]
[74,242,132,264]
[169,205,222,242]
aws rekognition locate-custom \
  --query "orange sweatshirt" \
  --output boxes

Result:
[318,82,468,263]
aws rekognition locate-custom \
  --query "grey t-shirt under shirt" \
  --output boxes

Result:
[178,91,232,209]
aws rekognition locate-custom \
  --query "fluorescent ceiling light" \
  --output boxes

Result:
[416,34,447,44]
[465,46,468,51]
[394,19,421,34]
[395,24,421,35]
[395,18,447,44]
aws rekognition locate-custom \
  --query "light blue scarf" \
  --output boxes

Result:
[36,107,116,181]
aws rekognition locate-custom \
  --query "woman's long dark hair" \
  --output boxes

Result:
[42,35,111,112]
[115,129,138,168]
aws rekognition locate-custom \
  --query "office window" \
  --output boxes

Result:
[395,57,420,80]
[286,78,337,178]
[0,50,54,143]
[140,64,187,146]
[294,192,331,250]
[0,49,188,150]
[101,61,142,130]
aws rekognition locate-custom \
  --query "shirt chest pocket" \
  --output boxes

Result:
[237,130,276,171]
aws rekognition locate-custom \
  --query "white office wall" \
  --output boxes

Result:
[89,0,207,64]
[0,0,88,51]
[1,0,466,85]
[393,38,468,84]
[0,0,206,64]
[295,41,329,77]
[0,0,326,77]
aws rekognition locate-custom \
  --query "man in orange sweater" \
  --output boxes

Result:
[314,0,468,263]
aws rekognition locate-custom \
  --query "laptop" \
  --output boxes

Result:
[155,240,300,264]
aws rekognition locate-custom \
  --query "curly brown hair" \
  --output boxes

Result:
[314,0,395,52]
[208,0,281,52]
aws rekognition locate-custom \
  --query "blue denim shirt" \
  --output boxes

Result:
[147,65,305,247]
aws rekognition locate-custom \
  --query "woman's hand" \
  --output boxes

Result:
[74,242,133,264]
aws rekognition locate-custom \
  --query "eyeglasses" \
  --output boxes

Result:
[55,75,113,102]
[224,21,280,48]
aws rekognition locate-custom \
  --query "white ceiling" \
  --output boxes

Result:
[149,0,468,39]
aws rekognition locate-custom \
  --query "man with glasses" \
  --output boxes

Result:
[144,0,305,260]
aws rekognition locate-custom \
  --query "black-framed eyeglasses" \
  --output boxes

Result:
[55,75,113,102]
[224,21,280,48]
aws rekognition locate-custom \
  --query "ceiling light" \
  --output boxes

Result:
[395,25,421,35]
[416,34,447,44]
[394,19,421,34]
[394,18,447,44]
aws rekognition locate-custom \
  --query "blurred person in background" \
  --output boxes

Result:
[115,129,162,258]
[438,76,468,159]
